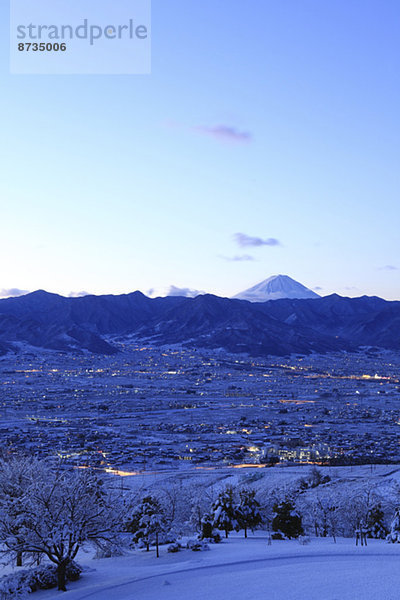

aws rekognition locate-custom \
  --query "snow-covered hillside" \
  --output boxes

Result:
[38,536,400,600]
[233,275,320,302]
[4,464,400,600]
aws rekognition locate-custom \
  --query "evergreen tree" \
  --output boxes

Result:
[198,512,220,542]
[366,503,388,539]
[387,507,400,543]
[211,486,239,538]
[127,495,166,557]
[200,513,214,539]
[272,498,303,539]
[237,488,262,538]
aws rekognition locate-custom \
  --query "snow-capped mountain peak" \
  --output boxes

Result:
[233,274,320,302]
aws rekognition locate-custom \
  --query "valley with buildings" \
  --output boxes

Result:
[1,342,399,474]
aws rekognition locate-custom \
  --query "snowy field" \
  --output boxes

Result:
[38,535,400,600]
[3,463,400,600]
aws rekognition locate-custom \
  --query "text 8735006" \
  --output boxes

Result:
[18,43,67,51]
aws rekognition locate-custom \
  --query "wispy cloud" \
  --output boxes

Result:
[313,286,323,291]
[147,286,205,298]
[68,291,90,298]
[196,125,252,144]
[0,288,29,298]
[219,254,255,262]
[379,265,398,271]
[166,286,204,298]
[234,233,281,248]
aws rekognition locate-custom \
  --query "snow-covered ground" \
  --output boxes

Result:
[37,535,400,600]
[120,463,400,504]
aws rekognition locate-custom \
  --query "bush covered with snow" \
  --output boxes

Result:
[298,535,311,545]
[0,572,31,600]
[65,561,82,582]
[93,539,126,559]
[186,539,210,552]
[33,565,58,590]
[271,532,285,540]
[0,561,82,598]
[299,467,331,491]
[167,542,182,553]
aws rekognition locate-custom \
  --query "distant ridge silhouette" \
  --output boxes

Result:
[0,290,398,357]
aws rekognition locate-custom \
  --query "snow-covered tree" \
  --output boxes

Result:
[159,483,182,525]
[0,464,126,591]
[341,486,383,537]
[197,512,221,542]
[272,497,303,539]
[366,502,388,539]
[0,457,47,567]
[160,482,202,536]
[211,486,239,538]
[317,497,340,542]
[301,495,340,541]
[187,482,216,536]
[387,507,400,543]
[237,488,262,538]
[189,501,204,535]
[127,495,166,557]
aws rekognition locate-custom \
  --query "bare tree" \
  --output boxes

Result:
[0,456,47,567]
[0,463,126,591]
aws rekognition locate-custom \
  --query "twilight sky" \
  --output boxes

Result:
[1,0,399,300]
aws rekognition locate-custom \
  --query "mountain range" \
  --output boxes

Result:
[0,284,399,357]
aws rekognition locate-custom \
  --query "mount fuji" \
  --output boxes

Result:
[233,274,320,302]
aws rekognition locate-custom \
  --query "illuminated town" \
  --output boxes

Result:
[1,343,399,472]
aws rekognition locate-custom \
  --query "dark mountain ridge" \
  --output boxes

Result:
[0,290,398,357]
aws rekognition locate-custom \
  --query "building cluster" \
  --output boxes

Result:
[0,343,399,472]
